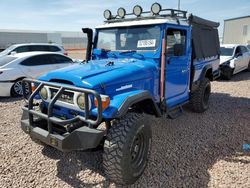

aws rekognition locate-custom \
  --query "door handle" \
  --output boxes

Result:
[182,69,188,73]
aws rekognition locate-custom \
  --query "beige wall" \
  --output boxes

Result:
[67,49,86,60]
[223,17,250,44]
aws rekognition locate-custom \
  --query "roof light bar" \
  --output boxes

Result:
[117,7,126,18]
[103,9,112,20]
[133,5,143,17]
[151,3,162,15]
[103,3,188,22]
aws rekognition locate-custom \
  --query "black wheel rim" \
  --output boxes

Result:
[203,84,210,106]
[130,131,146,169]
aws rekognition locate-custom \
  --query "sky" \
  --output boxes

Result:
[1,0,250,36]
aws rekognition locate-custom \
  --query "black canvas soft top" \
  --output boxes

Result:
[188,14,220,60]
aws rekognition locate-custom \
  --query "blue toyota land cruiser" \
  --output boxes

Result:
[21,3,220,185]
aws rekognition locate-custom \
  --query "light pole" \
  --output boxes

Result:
[178,0,180,10]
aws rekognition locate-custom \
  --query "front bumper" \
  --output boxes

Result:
[0,81,13,97]
[21,112,105,152]
[21,78,104,152]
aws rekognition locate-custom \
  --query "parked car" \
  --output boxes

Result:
[0,43,67,57]
[0,52,75,97]
[220,44,250,80]
[21,3,220,185]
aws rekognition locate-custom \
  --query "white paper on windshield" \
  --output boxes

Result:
[137,39,156,48]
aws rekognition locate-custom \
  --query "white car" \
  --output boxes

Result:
[0,52,75,97]
[0,43,67,57]
[220,44,250,79]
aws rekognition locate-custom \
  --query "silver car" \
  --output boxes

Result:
[0,43,67,57]
[220,44,250,80]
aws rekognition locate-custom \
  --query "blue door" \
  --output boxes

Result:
[164,27,191,107]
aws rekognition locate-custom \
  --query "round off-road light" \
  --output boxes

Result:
[104,9,112,20]
[117,7,126,18]
[133,5,143,17]
[151,3,162,15]
[40,87,48,100]
[77,94,85,110]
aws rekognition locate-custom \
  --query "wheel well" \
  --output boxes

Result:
[205,68,213,81]
[132,99,161,117]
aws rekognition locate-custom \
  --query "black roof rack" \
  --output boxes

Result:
[105,8,188,23]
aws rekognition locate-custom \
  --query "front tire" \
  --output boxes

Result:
[221,66,233,80]
[190,78,211,113]
[247,61,250,72]
[11,80,23,97]
[103,113,151,185]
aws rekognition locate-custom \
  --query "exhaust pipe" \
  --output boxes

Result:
[82,28,93,62]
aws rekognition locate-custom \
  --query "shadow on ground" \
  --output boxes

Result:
[41,72,250,188]
[0,96,22,103]
[216,70,250,82]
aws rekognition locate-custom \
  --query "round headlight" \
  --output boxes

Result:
[151,3,162,15]
[133,5,143,17]
[40,87,48,100]
[117,7,126,18]
[104,9,112,20]
[77,94,85,110]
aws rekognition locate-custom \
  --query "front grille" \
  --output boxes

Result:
[50,88,74,104]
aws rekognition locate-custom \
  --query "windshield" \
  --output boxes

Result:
[96,25,161,52]
[0,56,17,66]
[220,47,234,56]
[0,45,16,55]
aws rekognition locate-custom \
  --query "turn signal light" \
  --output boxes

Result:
[31,83,37,92]
[94,95,110,110]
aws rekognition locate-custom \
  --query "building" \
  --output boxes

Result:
[223,16,250,44]
[0,29,87,50]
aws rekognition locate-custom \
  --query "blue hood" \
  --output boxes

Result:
[39,58,157,90]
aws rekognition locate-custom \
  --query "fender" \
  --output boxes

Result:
[191,64,212,92]
[115,90,162,118]
[98,90,162,119]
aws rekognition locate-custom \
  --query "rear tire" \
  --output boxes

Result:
[190,78,211,113]
[103,113,151,185]
[221,66,233,80]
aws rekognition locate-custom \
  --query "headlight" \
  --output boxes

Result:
[40,87,48,100]
[77,94,86,110]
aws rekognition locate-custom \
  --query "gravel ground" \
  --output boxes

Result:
[0,72,250,188]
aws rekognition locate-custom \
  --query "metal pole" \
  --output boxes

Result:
[178,0,180,10]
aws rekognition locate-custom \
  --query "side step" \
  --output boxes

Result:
[167,106,183,119]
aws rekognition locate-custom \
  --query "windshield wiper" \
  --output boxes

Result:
[119,50,137,54]
[119,50,144,59]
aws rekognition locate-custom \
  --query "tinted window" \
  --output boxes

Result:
[235,46,242,55]
[20,55,52,66]
[166,29,186,57]
[50,54,72,64]
[30,45,49,52]
[220,47,234,56]
[15,46,30,53]
[48,46,60,52]
[240,46,249,53]
[0,56,17,66]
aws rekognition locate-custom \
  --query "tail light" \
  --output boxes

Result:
[64,52,68,56]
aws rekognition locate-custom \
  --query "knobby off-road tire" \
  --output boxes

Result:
[190,78,211,113]
[103,113,152,185]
